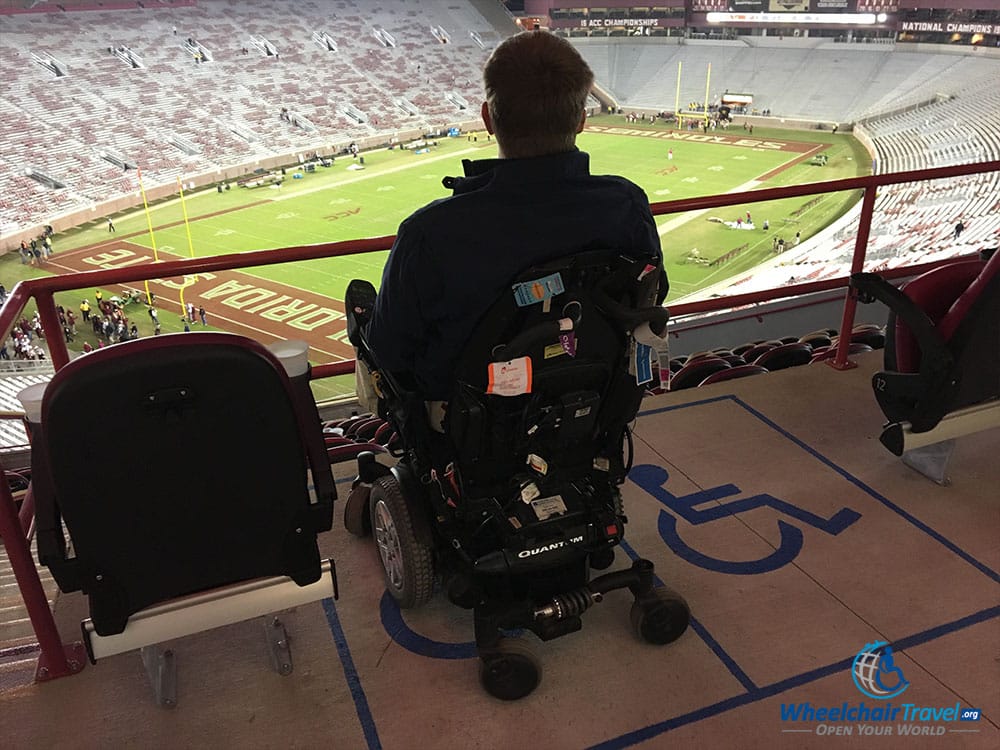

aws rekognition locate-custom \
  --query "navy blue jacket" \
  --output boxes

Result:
[366,149,663,399]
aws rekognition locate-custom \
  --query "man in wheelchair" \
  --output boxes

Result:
[343,30,689,700]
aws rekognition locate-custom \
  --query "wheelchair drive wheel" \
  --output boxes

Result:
[369,475,434,608]
[479,636,543,701]
[630,586,690,646]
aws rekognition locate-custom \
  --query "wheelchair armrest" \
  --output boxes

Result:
[345,280,377,349]
[850,272,952,377]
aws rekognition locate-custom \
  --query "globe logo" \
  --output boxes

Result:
[852,641,910,700]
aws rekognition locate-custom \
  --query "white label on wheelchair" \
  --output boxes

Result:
[527,453,549,475]
[486,356,532,396]
[530,494,567,521]
[512,272,565,307]
[520,482,541,503]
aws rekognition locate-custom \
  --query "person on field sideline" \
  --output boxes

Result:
[364,30,666,413]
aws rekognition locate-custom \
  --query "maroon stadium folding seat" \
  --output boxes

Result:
[669,356,731,390]
[699,364,769,386]
[852,249,1000,453]
[753,342,813,371]
[28,333,337,689]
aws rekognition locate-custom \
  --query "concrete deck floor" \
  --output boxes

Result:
[1,350,997,749]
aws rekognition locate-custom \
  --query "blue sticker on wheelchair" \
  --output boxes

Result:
[512,273,565,307]
[635,343,654,385]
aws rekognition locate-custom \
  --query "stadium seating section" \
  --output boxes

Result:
[1,2,997,274]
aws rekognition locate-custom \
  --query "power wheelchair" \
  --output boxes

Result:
[343,250,690,700]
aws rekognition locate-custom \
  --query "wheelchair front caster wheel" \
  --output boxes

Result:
[343,480,372,537]
[479,637,542,701]
[630,587,690,646]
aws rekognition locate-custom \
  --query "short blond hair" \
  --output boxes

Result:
[483,31,594,159]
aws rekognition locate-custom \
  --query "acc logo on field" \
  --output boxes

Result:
[852,641,910,700]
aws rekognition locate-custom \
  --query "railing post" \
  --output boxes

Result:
[35,290,71,371]
[0,472,85,681]
[828,184,879,371]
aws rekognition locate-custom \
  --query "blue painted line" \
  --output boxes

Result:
[728,395,1000,586]
[321,598,382,750]
[638,394,1000,584]
[638,394,733,418]
[379,591,478,660]
[686,616,758,693]
[589,604,1000,750]
[619,539,757,693]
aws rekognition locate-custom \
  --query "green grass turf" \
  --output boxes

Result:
[2,119,869,398]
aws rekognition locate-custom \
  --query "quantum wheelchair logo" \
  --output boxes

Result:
[779,641,982,737]
[852,641,909,700]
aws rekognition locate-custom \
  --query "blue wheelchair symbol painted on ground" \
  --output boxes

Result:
[379,592,478,659]
[630,464,861,575]
[380,592,525,660]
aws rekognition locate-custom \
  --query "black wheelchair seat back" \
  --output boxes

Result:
[448,250,662,495]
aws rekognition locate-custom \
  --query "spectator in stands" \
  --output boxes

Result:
[954,219,965,240]
[365,30,665,403]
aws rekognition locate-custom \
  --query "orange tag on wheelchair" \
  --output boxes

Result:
[486,357,532,396]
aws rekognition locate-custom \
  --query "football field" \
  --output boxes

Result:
[2,118,870,397]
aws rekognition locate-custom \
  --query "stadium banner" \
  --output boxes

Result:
[899,20,1000,36]
[731,0,765,10]
[706,11,879,24]
[549,17,685,29]
[812,0,856,10]
[770,0,809,11]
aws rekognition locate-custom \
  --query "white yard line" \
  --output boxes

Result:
[656,179,764,236]
[270,147,483,202]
